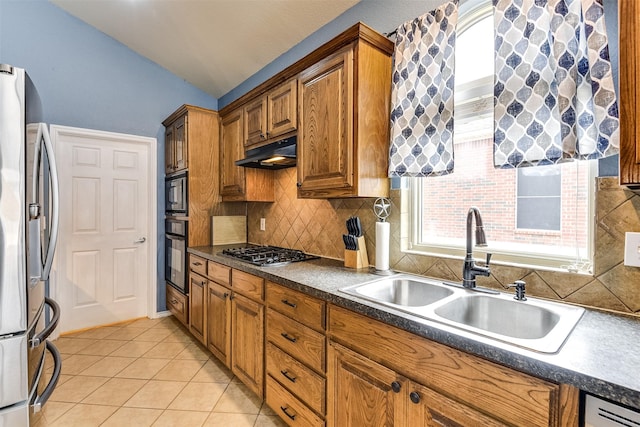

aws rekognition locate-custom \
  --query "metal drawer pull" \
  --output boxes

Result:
[280,406,296,420]
[281,299,297,308]
[193,261,203,266]
[281,332,298,343]
[410,391,421,404]
[280,370,297,383]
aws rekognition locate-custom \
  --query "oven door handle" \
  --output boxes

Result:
[31,341,62,413]
[30,297,60,348]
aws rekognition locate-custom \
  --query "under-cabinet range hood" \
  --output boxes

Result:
[235,135,296,169]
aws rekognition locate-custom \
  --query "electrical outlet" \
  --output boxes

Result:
[260,218,266,231]
[624,232,640,267]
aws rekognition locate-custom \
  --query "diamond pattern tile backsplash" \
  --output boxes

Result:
[247,171,640,318]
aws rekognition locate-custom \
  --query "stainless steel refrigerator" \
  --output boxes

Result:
[0,64,62,426]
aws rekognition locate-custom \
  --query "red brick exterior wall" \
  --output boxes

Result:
[421,138,589,250]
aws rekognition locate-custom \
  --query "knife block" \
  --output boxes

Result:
[344,236,369,269]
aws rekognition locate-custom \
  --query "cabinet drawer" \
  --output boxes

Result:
[166,284,188,326]
[207,261,230,286]
[189,255,207,276]
[232,269,264,301]
[266,376,325,427]
[267,282,325,332]
[267,310,325,373]
[266,343,325,415]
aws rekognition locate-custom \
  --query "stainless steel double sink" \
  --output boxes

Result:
[340,274,584,353]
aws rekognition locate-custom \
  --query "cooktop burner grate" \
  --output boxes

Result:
[221,245,319,267]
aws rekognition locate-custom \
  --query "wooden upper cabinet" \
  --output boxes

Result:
[267,79,297,140]
[244,97,268,147]
[298,48,354,197]
[297,27,393,198]
[220,108,246,199]
[220,107,275,202]
[620,0,640,190]
[165,114,187,174]
[245,79,298,148]
[163,105,219,246]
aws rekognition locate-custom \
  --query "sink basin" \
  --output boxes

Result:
[340,275,584,353]
[341,276,455,307]
[435,295,560,339]
[433,294,584,353]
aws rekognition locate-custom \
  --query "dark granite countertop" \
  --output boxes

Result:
[189,245,640,411]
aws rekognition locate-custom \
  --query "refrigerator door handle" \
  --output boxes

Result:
[30,298,60,348]
[39,123,59,281]
[31,341,62,414]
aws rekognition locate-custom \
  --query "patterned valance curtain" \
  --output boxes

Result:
[388,1,459,177]
[494,0,619,168]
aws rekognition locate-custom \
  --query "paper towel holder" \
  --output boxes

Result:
[373,198,392,273]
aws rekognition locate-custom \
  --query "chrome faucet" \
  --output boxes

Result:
[462,207,491,288]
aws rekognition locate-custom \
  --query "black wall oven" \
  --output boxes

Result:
[165,218,187,294]
[165,173,187,216]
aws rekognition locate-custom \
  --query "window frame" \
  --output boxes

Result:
[407,158,596,273]
[404,0,597,274]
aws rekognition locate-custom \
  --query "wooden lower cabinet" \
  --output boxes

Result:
[207,280,231,368]
[328,342,508,427]
[327,342,397,427]
[188,272,207,345]
[231,292,265,398]
[328,304,579,427]
[166,283,188,327]
[266,376,325,427]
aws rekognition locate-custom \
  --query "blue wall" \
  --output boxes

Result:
[1,0,217,312]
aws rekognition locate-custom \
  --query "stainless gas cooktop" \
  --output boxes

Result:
[221,245,319,267]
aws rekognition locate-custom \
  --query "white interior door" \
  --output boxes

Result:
[51,126,157,333]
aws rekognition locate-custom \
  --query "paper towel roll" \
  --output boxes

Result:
[375,221,390,271]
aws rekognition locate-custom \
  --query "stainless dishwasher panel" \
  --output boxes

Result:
[0,334,28,408]
[585,394,640,427]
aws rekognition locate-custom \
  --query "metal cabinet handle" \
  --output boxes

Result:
[391,381,401,393]
[409,391,421,404]
[281,299,297,308]
[280,406,296,420]
[223,292,229,298]
[193,261,203,266]
[281,370,297,383]
[281,332,297,343]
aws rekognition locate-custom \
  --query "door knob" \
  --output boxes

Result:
[134,237,146,244]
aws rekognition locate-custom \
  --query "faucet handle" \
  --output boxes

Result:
[485,253,492,266]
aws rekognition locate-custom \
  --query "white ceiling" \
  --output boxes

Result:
[50,0,361,99]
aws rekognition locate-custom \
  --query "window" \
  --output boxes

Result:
[407,0,595,273]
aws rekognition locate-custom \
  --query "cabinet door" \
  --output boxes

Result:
[245,97,268,147]
[220,108,246,198]
[164,123,175,173]
[405,380,507,427]
[189,272,207,345]
[207,281,231,368]
[298,47,354,196]
[173,115,187,171]
[620,0,640,187]
[327,342,399,427]
[268,79,297,138]
[231,293,265,398]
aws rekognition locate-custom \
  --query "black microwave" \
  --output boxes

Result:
[165,173,187,215]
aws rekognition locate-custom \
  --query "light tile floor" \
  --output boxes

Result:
[37,316,287,427]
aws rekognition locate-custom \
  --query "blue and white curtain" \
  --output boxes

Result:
[388,1,458,177]
[494,0,619,168]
